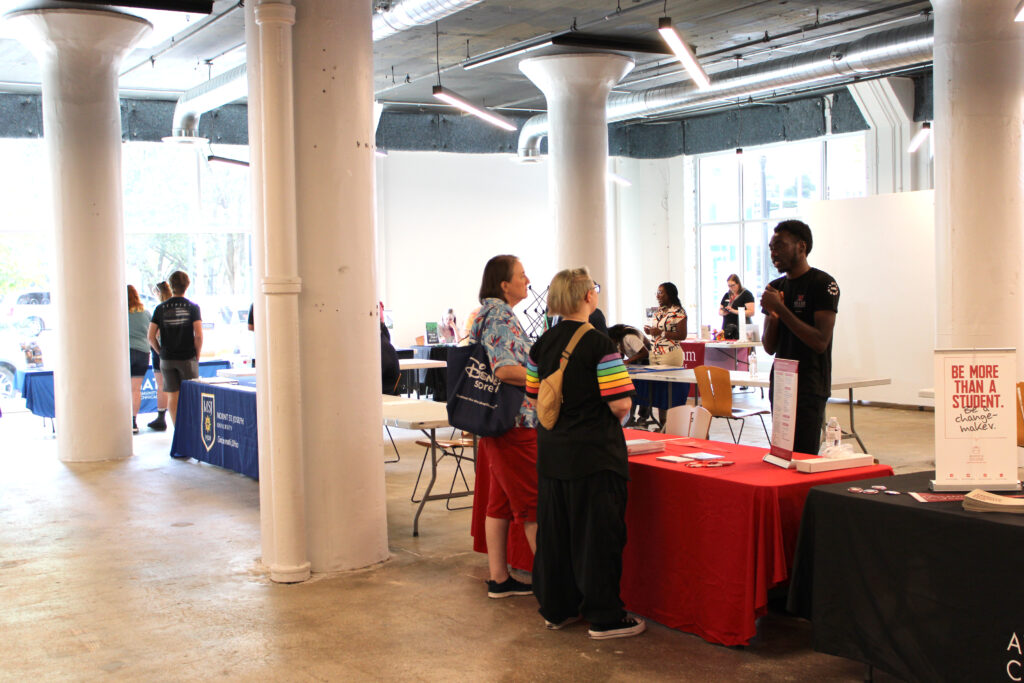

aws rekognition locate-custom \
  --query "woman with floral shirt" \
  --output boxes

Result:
[643,282,688,366]
[469,255,538,599]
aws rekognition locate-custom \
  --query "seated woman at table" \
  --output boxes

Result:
[644,282,687,366]
[719,273,755,340]
[607,324,650,365]
[526,266,645,640]
[470,254,538,599]
[641,282,689,423]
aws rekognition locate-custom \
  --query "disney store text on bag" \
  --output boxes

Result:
[446,322,524,437]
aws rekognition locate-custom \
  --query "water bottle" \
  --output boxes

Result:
[825,417,841,449]
[749,350,758,378]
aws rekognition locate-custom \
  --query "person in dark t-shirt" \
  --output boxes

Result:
[148,270,203,431]
[719,273,754,339]
[526,266,644,641]
[761,220,839,455]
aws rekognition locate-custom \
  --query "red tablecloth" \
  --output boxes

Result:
[470,428,892,647]
[619,429,892,646]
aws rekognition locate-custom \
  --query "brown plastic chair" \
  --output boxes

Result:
[412,432,475,510]
[693,365,770,444]
[1016,381,1023,448]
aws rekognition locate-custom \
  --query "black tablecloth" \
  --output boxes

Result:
[787,471,1024,683]
[411,344,452,402]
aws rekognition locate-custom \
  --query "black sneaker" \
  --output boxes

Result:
[544,615,581,630]
[148,416,167,432]
[588,616,646,640]
[486,576,532,598]
[132,420,139,434]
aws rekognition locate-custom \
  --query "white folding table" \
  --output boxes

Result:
[381,395,472,537]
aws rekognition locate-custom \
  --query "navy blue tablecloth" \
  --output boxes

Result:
[18,360,232,419]
[171,380,258,479]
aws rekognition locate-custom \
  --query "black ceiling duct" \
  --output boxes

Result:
[64,0,213,13]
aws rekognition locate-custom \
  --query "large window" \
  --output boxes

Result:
[695,133,865,331]
[0,139,253,361]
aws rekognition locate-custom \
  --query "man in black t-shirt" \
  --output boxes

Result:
[148,270,203,431]
[761,220,839,455]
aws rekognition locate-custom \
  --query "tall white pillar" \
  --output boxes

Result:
[254,0,310,584]
[932,1,1024,360]
[291,0,389,571]
[5,8,151,462]
[244,0,276,570]
[520,53,633,292]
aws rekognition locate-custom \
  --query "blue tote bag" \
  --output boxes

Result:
[446,315,524,437]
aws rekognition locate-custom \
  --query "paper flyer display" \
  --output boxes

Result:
[764,358,798,468]
[932,349,1020,491]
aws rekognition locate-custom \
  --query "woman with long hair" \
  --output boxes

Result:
[127,285,152,434]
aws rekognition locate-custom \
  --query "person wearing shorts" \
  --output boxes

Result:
[470,255,538,599]
[127,285,151,435]
[147,281,173,431]
[148,271,203,431]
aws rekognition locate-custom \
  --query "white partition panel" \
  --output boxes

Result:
[804,190,934,406]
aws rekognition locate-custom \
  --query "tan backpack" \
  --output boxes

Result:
[537,323,593,430]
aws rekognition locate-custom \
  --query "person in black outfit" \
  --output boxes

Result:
[761,220,839,455]
[719,273,754,339]
[526,266,645,640]
[380,322,400,395]
[147,271,202,429]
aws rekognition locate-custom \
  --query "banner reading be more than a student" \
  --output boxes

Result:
[934,348,1018,490]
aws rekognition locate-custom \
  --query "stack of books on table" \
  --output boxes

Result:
[625,439,666,455]
[962,489,1024,514]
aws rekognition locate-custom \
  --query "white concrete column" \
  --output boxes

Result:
[5,8,150,462]
[933,0,1024,465]
[254,0,310,584]
[932,0,1024,360]
[520,53,634,295]
[244,0,276,570]
[291,0,389,571]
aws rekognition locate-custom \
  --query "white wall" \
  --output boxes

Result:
[609,155,691,330]
[375,151,552,346]
[804,190,935,406]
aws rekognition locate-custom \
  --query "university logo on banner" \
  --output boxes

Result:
[201,392,216,452]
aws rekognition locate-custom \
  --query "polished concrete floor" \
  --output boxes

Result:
[0,393,947,681]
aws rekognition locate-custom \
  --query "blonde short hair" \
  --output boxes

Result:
[546,267,593,317]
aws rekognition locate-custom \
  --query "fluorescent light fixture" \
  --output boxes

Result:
[607,172,632,187]
[907,121,931,153]
[432,85,517,131]
[658,17,710,91]
[1016,0,1024,21]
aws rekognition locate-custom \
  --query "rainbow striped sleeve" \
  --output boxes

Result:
[526,358,540,399]
[596,353,635,400]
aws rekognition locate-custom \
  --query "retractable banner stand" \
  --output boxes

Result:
[764,359,799,469]
[932,349,1021,492]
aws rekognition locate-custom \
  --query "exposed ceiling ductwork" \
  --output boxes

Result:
[168,0,485,140]
[518,20,934,158]
[372,0,486,41]
[168,63,247,140]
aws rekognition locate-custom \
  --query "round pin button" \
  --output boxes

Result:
[847,487,863,493]
[861,489,880,494]
[884,490,901,495]
[871,485,887,490]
